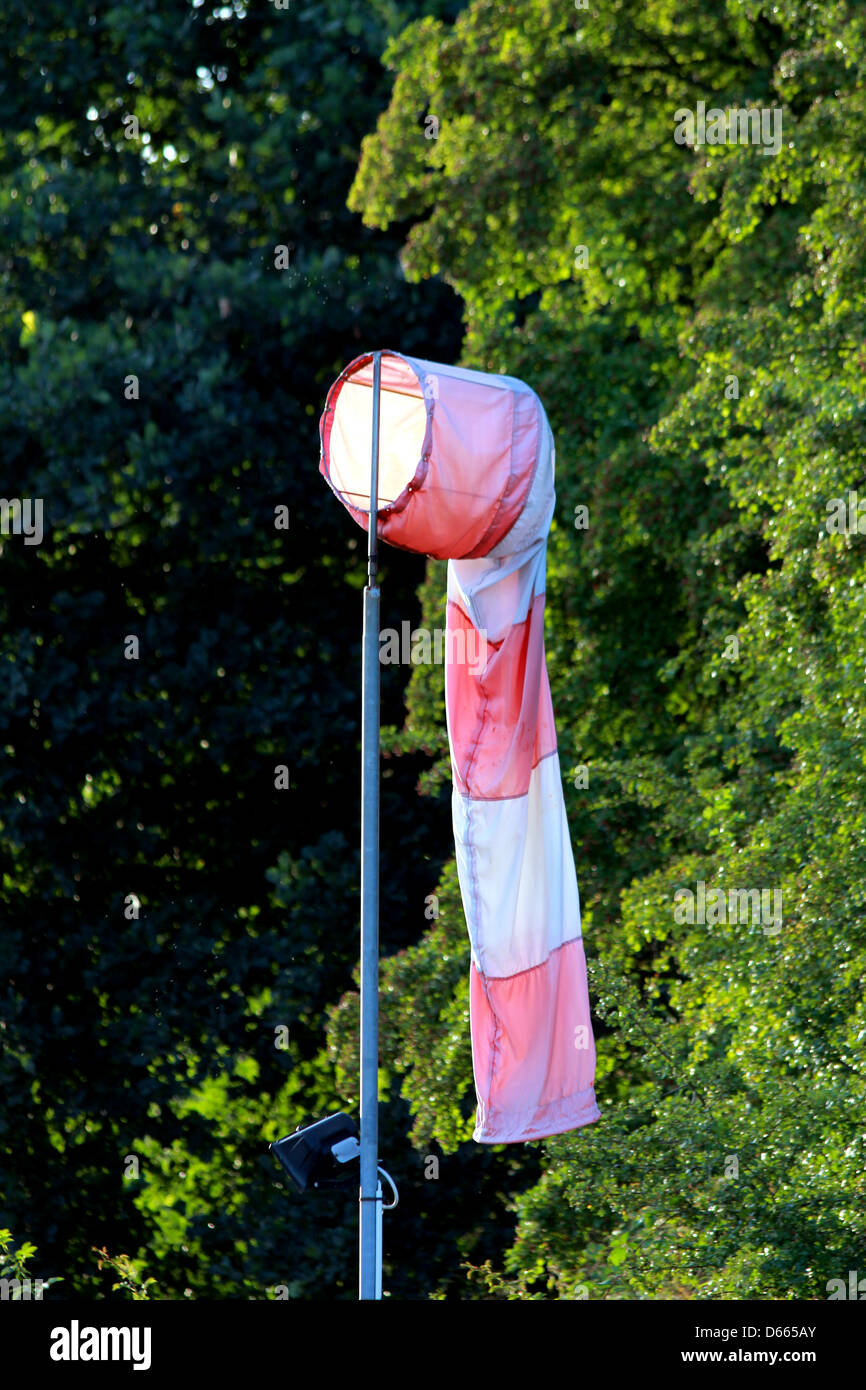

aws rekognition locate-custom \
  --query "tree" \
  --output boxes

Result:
[338,0,866,1297]
[0,0,502,1299]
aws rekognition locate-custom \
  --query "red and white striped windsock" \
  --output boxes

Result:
[320,350,600,1143]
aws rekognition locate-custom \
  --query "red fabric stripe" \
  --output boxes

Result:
[469,936,600,1143]
[446,592,557,800]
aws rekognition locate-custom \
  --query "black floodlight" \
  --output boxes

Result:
[269,1111,360,1193]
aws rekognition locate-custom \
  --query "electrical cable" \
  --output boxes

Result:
[376,1164,399,1210]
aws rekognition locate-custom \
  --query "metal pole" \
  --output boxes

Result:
[359,351,382,1300]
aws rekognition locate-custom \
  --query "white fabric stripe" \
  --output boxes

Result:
[453,751,582,979]
[446,538,546,643]
[445,415,554,643]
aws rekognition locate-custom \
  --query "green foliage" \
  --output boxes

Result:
[92,1247,157,1301]
[0,1228,61,1298]
[3,0,865,1301]
[340,0,866,1297]
[0,0,476,1300]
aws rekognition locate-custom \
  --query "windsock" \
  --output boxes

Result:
[320,350,600,1143]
